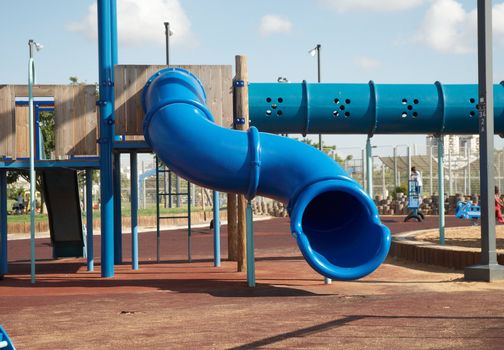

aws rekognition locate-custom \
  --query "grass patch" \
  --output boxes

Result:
[6,205,219,224]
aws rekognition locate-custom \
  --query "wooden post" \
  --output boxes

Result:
[234,55,249,272]
[227,193,238,260]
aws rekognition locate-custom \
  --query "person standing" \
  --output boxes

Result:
[495,186,504,224]
[410,166,422,196]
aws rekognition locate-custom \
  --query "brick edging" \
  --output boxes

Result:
[389,236,504,270]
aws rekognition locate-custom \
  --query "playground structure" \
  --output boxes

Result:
[0,325,15,350]
[0,0,503,286]
[404,179,424,222]
[455,201,481,223]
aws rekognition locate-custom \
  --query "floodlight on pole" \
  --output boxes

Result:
[164,22,173,66]
[308,44,323,148]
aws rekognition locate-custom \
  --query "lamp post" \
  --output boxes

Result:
[164,22,173,66]
[28,39,43,284]
[465,0,504,281]
[309,44,322,150]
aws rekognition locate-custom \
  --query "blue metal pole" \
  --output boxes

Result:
[438,136,445,245]
[97,0,115,277]
[213,191,221,267]
[111,0,120,265]
[246,200,255,287]
[28,48,37,284]
[366,136,373,198]
[131,152,139,270]
[86,169,94,271]
[0,171,7,275]
[110,0,118,68]
[113,154,122,264]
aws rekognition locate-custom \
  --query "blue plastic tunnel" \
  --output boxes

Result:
[248,82,504,135]
[143,68,391,280]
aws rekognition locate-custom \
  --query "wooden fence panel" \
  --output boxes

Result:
[114,65,233,135]
[54,85,97,157]
[0,86,15,157]
[14,105,29,158]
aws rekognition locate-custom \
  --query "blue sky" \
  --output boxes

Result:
[2,0,504,156]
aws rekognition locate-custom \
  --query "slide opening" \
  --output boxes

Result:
[300,189,383,269]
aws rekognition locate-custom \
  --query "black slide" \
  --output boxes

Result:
[42,169,84,258]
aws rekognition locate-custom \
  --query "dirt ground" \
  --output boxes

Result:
[415,225,504,251]
[1,216,504,349]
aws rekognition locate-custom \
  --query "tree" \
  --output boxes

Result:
[69,76,80,85]
[294,137,344,164]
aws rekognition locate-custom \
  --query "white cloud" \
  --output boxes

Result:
[416,0,504,54]
[319,0,424,12]
[353,56,381,70]
[259,15,292,36]
[67,0,195,47]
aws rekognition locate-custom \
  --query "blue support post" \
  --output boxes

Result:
[110,0,118,68]
[130,153,139,270]
[97,0,115,277]
[113,154,122,264]
[246,200,255,287]
[86,169,94,271]
[0,171,7,275]
[366,136,373,198]
[438,136,445,245]
[28,48,37,284]
[213,191,221,267]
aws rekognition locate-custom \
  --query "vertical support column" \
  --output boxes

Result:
[429,142,433,195]
[28,49,37,284]
[361,149,366,190]
[227,194,238,261]
[464,143,469,195]
[168,172,172,208]
[438,136,445,245]
[465,0,504,281]
[382,162,386,197]
[407,145,411,185]
[176,177,181,207]
[187,179,192,263]
[86,169,94,272]
[97,0,115,278]
[448,137,453,195]
[0,171,7,276]
[234,55,249,273]
[213,191,221,267]
[393,146,398,189]
[365,137,373,198]
[130,153,139,270]
[246,200,255,287]
[155,157,161,263]
[468,147,472,195]
[113,153,122,264]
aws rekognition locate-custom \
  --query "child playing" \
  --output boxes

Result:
[495,186,504,224]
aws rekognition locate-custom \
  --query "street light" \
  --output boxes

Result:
[28,39,43,284]
[308,44,322,150]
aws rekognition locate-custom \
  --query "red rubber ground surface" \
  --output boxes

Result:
[1,216,503,350]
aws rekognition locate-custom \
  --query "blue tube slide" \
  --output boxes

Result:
[248,82,504,135]
[142,68,391,280]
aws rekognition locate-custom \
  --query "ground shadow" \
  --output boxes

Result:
[229,314,504,349]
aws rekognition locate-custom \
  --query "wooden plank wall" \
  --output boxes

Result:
[15,106,29,158]
[54,85,97,157]
[115,65,233,135]
[0,86,15,157]
[0,85,98,159]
